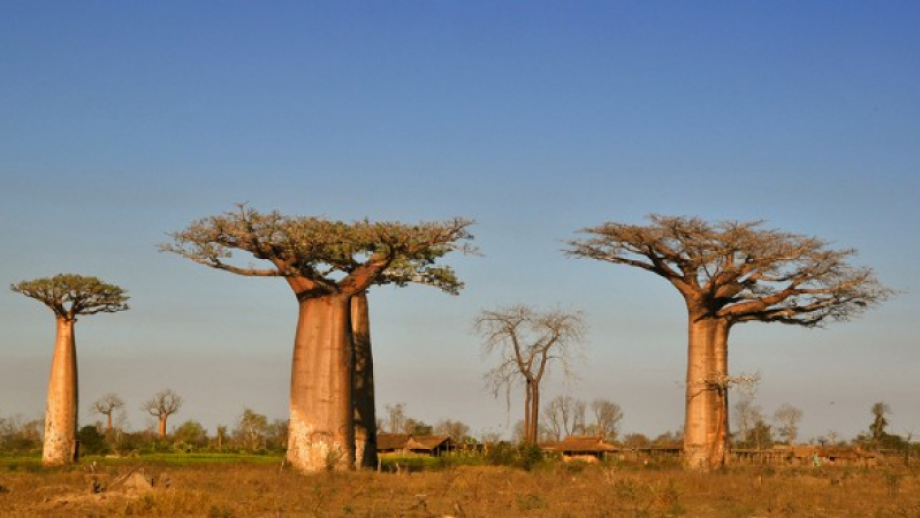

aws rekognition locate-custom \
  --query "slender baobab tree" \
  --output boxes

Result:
[474,305,586,445]
[143,389,183,439]
[91,393,125,432]
[567,215,892,470]
[11,274,129,466]
[163,204,474,472]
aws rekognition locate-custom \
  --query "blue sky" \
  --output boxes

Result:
[1,1,918,442]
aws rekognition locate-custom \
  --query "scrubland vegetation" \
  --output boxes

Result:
[2,451,920,517]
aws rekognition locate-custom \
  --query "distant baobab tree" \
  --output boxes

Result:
[143,389,183,439]
[474,305,586,445]
[163,204,475,472]
[567,215,892,470]
[91,393,126,432]
[10,274,129,466]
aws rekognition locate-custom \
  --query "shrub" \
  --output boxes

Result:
[77,425,108,455]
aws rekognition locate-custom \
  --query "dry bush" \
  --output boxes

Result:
[1,458,920,517]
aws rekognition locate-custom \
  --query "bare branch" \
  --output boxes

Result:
[142,389,183,419]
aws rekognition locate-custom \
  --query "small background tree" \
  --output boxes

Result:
[871,402,891,444]
[172,420,208,451]
[587,399,624,442]
[434,419,471,441]
[732,394,762,447]
[857,402,907,450]
[474,305,586,445]
[773,403,803,445]
[234,408,270,451]
[543,395,586,442]
[384,403,408,434]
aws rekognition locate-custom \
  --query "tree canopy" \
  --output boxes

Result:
[161,204,476,298]
[143,389,183,419]
[476,305,586,400]
[566,215,892,326]
[11,274,129,319]
[474,304,586,444]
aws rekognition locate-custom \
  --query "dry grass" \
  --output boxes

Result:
[2,458,920,517]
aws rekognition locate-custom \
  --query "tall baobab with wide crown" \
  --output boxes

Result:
[11,274,129,466]
[567,215,892,470]
[163,204,474,472]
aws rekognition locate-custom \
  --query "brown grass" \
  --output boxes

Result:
[2,459,920,517]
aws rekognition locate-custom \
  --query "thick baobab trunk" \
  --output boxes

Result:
[683,315,730,470]
[352,293,378,469]
[158,417,168,439]
[287,295,355,472]
[43,318,79,466]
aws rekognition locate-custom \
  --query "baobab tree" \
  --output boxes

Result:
[91,393,125,432]
[567,215,892,470]
[474,305,586,445]
[143,389,183,439]
[163,204,474,472]
[11,274,129,466]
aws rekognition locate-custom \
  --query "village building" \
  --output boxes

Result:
[544,436,618,463]
[376,433,455,457]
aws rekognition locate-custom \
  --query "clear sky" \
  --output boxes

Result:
[1,1,918,443]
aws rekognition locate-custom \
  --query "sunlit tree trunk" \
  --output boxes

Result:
[287,295,355,472]
[530,380,541,444]
[712,321,730,467]
[158,418,167,439]
[523,380,533,444]
[43,318,78,466]
[683,314,728,471]
[352,292,378,469]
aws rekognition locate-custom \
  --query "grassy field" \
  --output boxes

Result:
[1,454,919,517]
